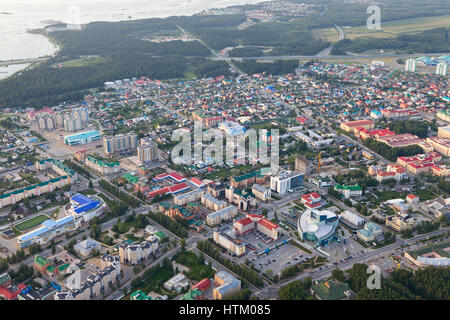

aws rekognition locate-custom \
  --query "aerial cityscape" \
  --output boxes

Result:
[0,0,448,306]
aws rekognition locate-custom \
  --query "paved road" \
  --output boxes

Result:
[211,52,450,62]
[107,247,180,300]
[315,24,345,57]
[279,227,449,287]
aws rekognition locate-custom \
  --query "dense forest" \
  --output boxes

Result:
[332,28,450,55]
[362,138,424,162]
[228,47,265,58]
[348,264,450,300]
[277,263,450,300]
[388,120,435,139]
[0,0,448,108]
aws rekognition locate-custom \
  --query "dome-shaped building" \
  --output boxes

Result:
[298,209,339,247]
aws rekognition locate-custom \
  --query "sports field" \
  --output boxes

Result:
[15,214,51,231]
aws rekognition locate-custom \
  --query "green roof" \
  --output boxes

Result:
[58,263,70,272]
[180,289,203,300]
[409,240,450,259]
[123,173,140,184]
[312,280,350,300]
[155,231,166,239]
[34,254,50,267]
[233,170,262,183]
[334,183,362,191]
[46,265,56,273]
[87,155,119,168]
[130,290,151,300]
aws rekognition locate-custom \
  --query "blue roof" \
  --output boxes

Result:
[64,130,100,142]
[73,201,100,214]
[71,194,93,205]
[18,216,75,242]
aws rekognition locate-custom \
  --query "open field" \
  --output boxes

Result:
[15,214,51,231]
[52,56,106,68]
[314,15,450,42]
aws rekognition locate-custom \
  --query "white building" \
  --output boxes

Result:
[164,273,190,292]
[270,170,303,194]
[74,238,101,257]
[340,210,365,227]
[206,206,238,226]
[137,137,158,165]
[103,133,138,156]
[251,184,271,201]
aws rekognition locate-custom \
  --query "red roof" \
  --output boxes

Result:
[192,279,211,292]
[257,218,280,231]
[246,214,264,221]
[148,187,170,198]
[304,202,322,208]
[296,116,308,124]
[168,182,189,193]
[190,178,204,187]
[0,284,27,300]
[407,194,418,199]
[343,119,374,128]
[236,217,254,227]
[153,173,169,181]
[169,172,185,182]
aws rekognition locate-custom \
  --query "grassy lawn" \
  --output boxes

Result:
[174,250,215,281]
[416,189,438,201]
[15,214,51,231]
[373,190,408,203]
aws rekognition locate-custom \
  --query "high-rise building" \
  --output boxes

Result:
[64,116,82,132]
[54,112,64,127]
[38,115,55,131]
[405,59,416,72]
[270,171,303,195]
[436,63,448,77]
[103,133,138,156]
[137,137,158,165]
[295,155,309,173]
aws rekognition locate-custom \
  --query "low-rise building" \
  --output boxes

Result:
[118,238,159,265]
[386,213,417,232]
[164,273,190,292]
[225,186,256,211]
[251,184,271,201]
[17,216,77,249]
[333,183,363,199]
[173,188,204,206]
[85,155,120,175]
[206,206,238,226]
[340,119,374,133]
[201,193,227,211]
[213,271,241,300]
[356,222,383,242]
[339,210,365,227]
[301,192,322,209]
[213,229,246,257]
[74,238,101,257]
[311,279,351,300]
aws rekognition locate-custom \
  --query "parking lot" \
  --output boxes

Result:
[236,231,313,276]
